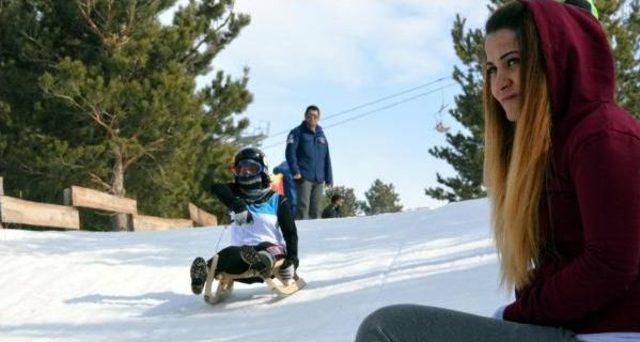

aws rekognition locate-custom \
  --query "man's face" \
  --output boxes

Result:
[335,199,344,207]
[305,109,320,129]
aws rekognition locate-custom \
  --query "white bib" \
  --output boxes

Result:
[229,193,287,251]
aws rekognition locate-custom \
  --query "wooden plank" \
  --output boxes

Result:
[189,203,218,227]
[65,185,137,214]
[132,214,193,231]
[0,195,80,230]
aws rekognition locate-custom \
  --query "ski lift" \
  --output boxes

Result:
[435,120,450,133]
[433,89,450,134]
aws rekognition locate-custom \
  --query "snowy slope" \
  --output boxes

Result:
[0,198,511,341]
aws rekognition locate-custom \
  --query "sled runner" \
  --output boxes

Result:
[202,254,306,305]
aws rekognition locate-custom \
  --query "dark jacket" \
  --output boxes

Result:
[285,122,333,185]
[321,205,341,219]
[273,161,297,214]
[503,0,640,333]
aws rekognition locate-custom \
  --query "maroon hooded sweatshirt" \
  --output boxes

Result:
[502,0,640,334]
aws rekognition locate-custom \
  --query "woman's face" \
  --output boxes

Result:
[485,29,522,122]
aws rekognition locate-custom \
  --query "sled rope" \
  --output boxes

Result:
[213,225,228,253]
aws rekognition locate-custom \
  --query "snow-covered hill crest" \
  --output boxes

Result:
[0,198,510,341]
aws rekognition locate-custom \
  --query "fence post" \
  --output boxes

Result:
[188,203,218,227]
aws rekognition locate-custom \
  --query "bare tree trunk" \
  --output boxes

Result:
[111,149,129,231]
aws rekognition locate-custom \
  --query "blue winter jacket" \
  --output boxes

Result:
[285,122,333,185]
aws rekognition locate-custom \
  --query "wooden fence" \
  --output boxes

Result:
[0,176,217,231]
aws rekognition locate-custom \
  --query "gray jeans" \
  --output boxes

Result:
[355,304,577,342]
[295,179,324,220]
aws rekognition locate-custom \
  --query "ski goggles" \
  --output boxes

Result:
[232,160,264,178]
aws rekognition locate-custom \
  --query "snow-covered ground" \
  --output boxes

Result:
[0,198,511,341]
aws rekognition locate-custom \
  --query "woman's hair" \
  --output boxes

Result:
[483,1,552,290]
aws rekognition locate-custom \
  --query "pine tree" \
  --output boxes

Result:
[323,186,359,217]
[424,11,488,203]
[0,1,252,230]
[600,0,640,117]
[360,179,403,216]
[426,0,640,202]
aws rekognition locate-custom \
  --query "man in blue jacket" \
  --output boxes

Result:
[285,105,333,220]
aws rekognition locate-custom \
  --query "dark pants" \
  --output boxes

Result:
[355,305,577,342]
[208,243,285,284]
[295,179,324,220]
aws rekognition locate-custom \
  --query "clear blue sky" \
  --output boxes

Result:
[164,1,489,209]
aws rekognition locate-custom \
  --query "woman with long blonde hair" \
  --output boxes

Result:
[356,1,640,340]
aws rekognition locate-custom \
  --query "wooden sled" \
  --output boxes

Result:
[203,255,307,305]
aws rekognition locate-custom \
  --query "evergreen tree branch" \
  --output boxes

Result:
[123,138,165,171]
[76,1,108,46]
[89,172,111,190]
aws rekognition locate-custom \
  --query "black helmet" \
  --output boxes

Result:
[233,147,270,190]
[234,147,268,169]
